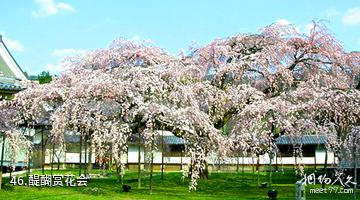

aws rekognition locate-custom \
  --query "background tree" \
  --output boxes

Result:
[37,71,53,84]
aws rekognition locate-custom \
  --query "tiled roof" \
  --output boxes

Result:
[58,134,186,145]
[33,131,80,144]
[65,134,81,143]
[0,82,22,91]
[128,134,186,145]
[0,76,23,91]
[162,135,186,145]
[0,35,28,80]
[1,161,33,167]
[275,135,328,145]
[37,133,327,146]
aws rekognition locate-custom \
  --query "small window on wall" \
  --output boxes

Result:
[278,145,316,157]
[166,145,185,157]
[302,145,316,157]
[277,145,293,157]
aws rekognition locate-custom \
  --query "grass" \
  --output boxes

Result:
[0,168,359,200]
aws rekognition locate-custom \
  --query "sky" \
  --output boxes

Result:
[1,0,360,75]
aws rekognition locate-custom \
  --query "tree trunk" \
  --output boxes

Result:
[137,131,142,189]
[203,161,209,179]
[0,133,5,190]
[217,158,221,171]
[121,166,124,186]
[188,159,209,179]
[79,134,83,176]
[199,160,209,179]
[109,143,112,170]
[116,163,121,182]
[116,158,124,185]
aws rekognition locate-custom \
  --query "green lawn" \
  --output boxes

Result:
[0,169,358,200]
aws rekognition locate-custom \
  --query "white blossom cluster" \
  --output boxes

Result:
[1,21,359,190]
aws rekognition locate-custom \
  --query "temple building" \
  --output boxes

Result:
[0,35,28,100]
[0,35,29,172]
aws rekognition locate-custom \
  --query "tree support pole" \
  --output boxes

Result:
[353,146,357,198]
[252,155,255,174]
[87,140,93,175]
[109,144,112,170]
[0,133,6,190]
[150,141,154,195]
[84,134,87,176]
[269,153,272,188]
[236,153,239,173]
[41,128,45,175]
[314,152,317,170]
[79,134,83,176]
[257,154,260,186]
[180,150,183,170]
[242,154,245,174]
[27,152,31,177]
[51,142,55,177]
[161,130,164,181]
[137,131,142,189]
[322,149,328,189]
